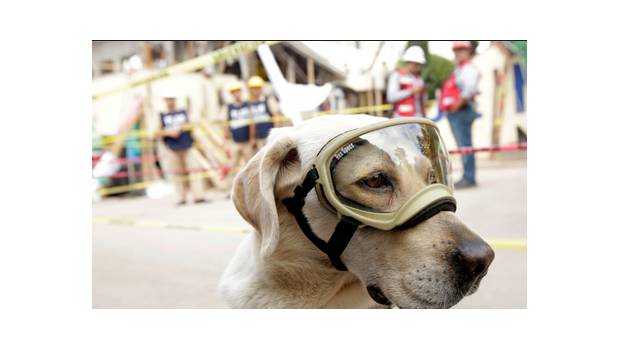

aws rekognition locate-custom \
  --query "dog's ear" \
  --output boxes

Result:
[232,134,302,257]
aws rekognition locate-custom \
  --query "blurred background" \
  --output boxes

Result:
[92,40,527,308]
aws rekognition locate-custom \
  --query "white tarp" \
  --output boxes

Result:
[288,41,408,91]
[257,44,333,125]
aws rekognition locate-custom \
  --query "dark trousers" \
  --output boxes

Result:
[447,106,477,183]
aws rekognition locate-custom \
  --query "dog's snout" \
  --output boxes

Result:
[454,239,495,280]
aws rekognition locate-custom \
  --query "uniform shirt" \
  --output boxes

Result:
[160,110,193,151]
[454,62,480,100]
[386,70,425,117]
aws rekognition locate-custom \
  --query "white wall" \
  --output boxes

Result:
[433,43,527,158]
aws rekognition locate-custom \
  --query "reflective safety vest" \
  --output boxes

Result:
[439,60,471,112]
[160,110,193,151]
[228,102,251,143]
[394,69,425,117]
[248,99,274,139]
[439,75,460,112]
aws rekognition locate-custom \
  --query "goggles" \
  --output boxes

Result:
[283,118,457,273]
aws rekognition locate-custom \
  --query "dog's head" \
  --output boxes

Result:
[232,115,494,308]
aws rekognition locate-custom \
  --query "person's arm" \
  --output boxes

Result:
[449,97,467,112]
[249,120,257,149]
[421,83,428,113]
[155,116,180,138]
[247,103,257,148]
[158,130,180,137]
[220,105,232,141]
[386,72,421,103]
[267,96,282,127]
[450,65,480,112]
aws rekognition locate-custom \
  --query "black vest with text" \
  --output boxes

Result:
[248,99,274,139]
[227,102,251,143]
[160,110,193,150]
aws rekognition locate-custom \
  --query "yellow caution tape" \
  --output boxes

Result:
[93,104,397,147]
[191,124,228,163]
[96,180,154,196]
[92,41,280,101]
[92,215,526,251]
[96,167,232,196]
[307,104,393,117]
[486,239,527,252]
[95,124,195,147]
[93,216,252,233]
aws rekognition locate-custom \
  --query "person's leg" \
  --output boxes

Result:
[178,149,192,200]
[448,110,466,177]
[185,148,206,202]
[256,138,267,150]
[448,109,476,186]
[167,149,187,204]
[460,109,476,183]
[448,111,466,148]
[242,142,255,164]
[222,142,241,191]
[250,143,258,157]
[229,142,242,169]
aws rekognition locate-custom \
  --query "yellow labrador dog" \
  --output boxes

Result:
[218,115,494,308]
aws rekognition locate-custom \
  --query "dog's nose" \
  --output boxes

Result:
[454,238,495,281]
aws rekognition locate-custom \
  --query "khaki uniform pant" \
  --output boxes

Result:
[165,147,205,202]
[229,141,254,169]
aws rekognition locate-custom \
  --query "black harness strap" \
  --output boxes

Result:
[326,216,360,271]
[282,168,359,271]
[282,169,326,251]
[282,168,456,272]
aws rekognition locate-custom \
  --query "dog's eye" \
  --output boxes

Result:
[360,173,393,192]
[428,171,438,184]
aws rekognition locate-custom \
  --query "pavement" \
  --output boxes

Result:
[93,157,526,309]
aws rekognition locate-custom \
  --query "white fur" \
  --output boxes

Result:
[218,115,492,308]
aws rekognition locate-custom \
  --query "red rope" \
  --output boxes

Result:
[448,143,527,155]
[93,143,526,179]
[92,155,160,166]
[97,166,231,180]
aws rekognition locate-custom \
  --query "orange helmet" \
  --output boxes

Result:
[452,41,473,50]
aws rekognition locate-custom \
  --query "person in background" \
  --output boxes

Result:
[221,81,253,170]
[247,76,282,152]
[440,41,481,189]
[157,95,206,205]
[387,46,427,118]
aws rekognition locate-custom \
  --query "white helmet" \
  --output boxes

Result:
[161,91,177,99]
[402,46,426,64]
